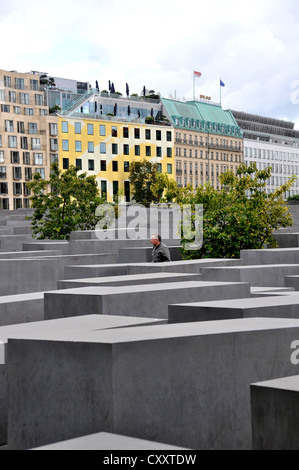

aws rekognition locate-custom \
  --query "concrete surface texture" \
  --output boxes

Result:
[0,209,299,450]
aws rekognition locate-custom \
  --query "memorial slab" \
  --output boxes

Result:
[44,281,251,320]
[201,264,299,287]
[57,272,203,289]
[168,294,299,323]
[6,318,299,450]
[251,375,299,450]
[31,432,187,450]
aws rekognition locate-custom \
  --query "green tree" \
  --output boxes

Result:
[26,163,107,240]
[179,163,296,259]
[129,159,161,206]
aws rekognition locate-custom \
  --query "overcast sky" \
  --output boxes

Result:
[1,0,299,127]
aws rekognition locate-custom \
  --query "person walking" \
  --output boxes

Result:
[150,234,171,263]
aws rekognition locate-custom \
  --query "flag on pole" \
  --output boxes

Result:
[220,79,225,87]
[194,71,202,78]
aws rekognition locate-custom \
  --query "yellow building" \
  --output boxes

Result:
[58,115,175,202]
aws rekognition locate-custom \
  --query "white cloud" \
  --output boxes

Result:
[1,0,299,122]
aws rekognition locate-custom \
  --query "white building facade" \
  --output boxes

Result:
[232,111,299,197]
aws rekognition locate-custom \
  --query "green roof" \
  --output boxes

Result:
[162,98,242,137]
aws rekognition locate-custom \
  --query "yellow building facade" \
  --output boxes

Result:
[58,116,175,202]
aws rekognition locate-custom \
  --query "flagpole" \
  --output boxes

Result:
[193,73,195,100]
[220,78,222,106]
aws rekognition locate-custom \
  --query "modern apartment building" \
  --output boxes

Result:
[162,98,243,189]
[232,111,299,196]
[0,69,58,210]
[59,92,175,202]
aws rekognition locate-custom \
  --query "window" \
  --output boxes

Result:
[11,151,20,164]
[75,122,81,134]
[167,163,173,174]
[8,136,17,148]
[0,151,4,163]
[101,180,107,199]
[156,130,162,141]
[111,126,117,137]
[135,145,140,156]
[9,91,16,103]
[100,142,106,154]
[146,146,151,157]
[124,161,130,172]
[4,76,11,87]
[50,154,58,164]
[28,123,38,135]
[88,142,94,153]
[14,106,21,114]
[30,79,39,91]
[35,94,44,106]
[156,147,162,157]
[100,125,106,136]
[61,121,68,133]
[25,167,32,181]
[112,161,118,172]
[50,139,58,151]
[112,143,118,155]
[1,105,10,112]
[35,168,45,178]
[75,159,82,170]
[0,182,8,194]
[100,160,106,171]
[23,152,30,165]
[113,181,119,196]
[63,158,69,169]
[87,124,94,135]
[157,163,162,173]
[13,167,22,180]
[75,141,82,152]
[123,127,129,138]
[123,144,129,155]
[62,140,69,151]
[20,93,29,104]
[0,90,4,101]
[166,131,172,142]
[13,198,22,210]
[24,108,34,115]
[34,153,43,165]
[50,123,58,136]
[88,160,95,171]
[17,121,25,133]
[167,148,172,158]
[145,129,151,140]
[15,78,24,89]
[134,128,140,139]
[23,182,31,196]
[40,109,48,116]
[5,120,14,132]
[0,167,7,179]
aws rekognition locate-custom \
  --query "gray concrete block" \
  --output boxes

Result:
[57,272,203,289]
[273,233,299,248]
[0,315,164,446]
[23,241,70,255]
[168,294,299,323]
[251,375,299,450]
[6,318,299,450]
[68,238,153,255]
[31,432,187,450]
[0,250,62,259]
[285,275,299,291]
[0,235,34,252]
[241,248,299,265]
[64,259,242,280]
[201,264,299,287]
[0,259,59,295]
[44,281,251,320]
[0,292,44,326]
[0,366,7,446]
